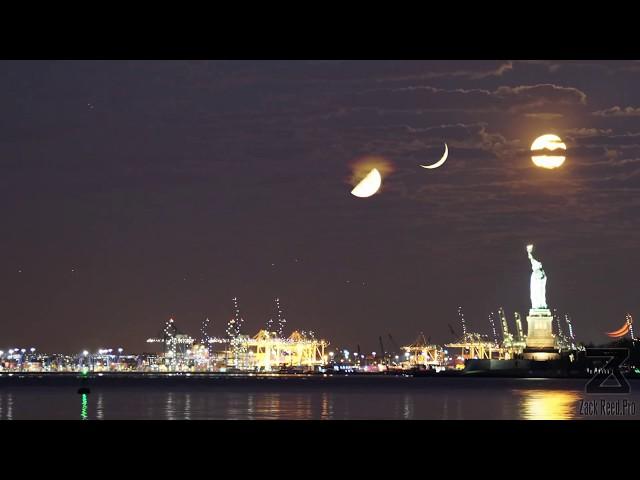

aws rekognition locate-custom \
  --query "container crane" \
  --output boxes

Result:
[514,312,525,343]
[497,307,513,348]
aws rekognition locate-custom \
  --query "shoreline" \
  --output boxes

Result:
[1,371,639,383]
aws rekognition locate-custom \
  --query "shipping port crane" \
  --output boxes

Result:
[497,307,513,348]
[388,334,401,355]
[564,314,577,349]
[402,333,443,367]
[488,312,499,346]
[448,324,457,338]
[458,306,467,338]
[378,336,387,365]
[514,312,525,344]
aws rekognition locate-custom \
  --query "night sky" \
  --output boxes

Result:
[2,60,640,353]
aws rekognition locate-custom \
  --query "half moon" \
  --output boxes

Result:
[351,168,382,198]
[420,143,448,169]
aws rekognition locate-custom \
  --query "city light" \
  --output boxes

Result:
[0,265,593,377]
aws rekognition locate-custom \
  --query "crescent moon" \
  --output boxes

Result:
[420,143,448,169]
[351,168,382,198]
[606,320,631,338]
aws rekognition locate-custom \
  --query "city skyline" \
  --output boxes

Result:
[2,61,640,351]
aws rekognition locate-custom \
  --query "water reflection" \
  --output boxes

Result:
[320,392,333,420]
[269,395,281,419]
[516,389,580,420]
[96,393,104,420]
[185,394,191,421]
[166,392,175,420]
[0,379,616,420]
[402,394,413,420]
[80,393,88,420]
[247,393,255,420]
[0,394,13,420]
[294,396,312,419]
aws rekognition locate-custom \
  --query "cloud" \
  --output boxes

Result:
[372,61,514,82]
[516,60,627,75]
[592,106,640,117]
[524,112,564,120]
[352,83,587,113]
[494,84,587,107]
[572,132,640,146]
[565,128,613,137]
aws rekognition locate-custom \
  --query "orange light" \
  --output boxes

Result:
[606,321,630,338]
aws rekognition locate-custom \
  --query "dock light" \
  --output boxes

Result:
[329,352,334,357]
[405,352,410,357]
[343,350,349,357]
[372,352,376,356]
[20,349,26,353]
[118,348,123,353]
[0,351,3,356]
[395,355,399,360]
[30,347,35,353]
[83,350,89,356]
[8,349,14,354]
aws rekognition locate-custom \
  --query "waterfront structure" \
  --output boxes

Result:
[523,245,560,361]
[226,297,248,368]
[239,330,328,371]
[265,298,287,338]
[403,333,445,367]
[446,332,510,361]
[498,307,526,355]
[146,318,195,368]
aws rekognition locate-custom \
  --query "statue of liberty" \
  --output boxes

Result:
[526,244,547,309]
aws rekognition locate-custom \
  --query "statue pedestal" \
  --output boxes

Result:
[523,308,560,361]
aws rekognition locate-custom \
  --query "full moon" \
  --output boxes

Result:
[351,168,382,198]
[531,134,566,169]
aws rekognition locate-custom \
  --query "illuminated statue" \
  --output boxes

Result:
[527,244,547,309]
